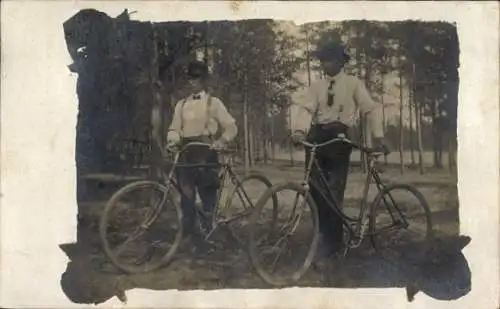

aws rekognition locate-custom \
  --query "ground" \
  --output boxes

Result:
[61,161,470,305]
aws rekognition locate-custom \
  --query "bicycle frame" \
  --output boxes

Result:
[306,154,383,240]
[296,137,392,248]
[157,142,254,236]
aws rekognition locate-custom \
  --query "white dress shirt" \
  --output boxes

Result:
[288,71,384,139]
[167,90,238,142]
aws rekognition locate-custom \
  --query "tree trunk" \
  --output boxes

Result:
[243,78,250,173]
[359,112,366,173]
[204,21,209,64]
[431,108,439,168]
[437,113,445,168]
[150,25,162,180]
[431,105,443,169]
[249,123,255,167]
[415,100,425,175]
[252,115,258,164]
[263,135,268,164]
[271,113,276,162]
[357,40,367,173]
[255,118,260,164]
[305,27,312,87]
[399,72,405,175]
[413,64,424,175]
[448,132,456,173]
[363,68,373,150]
[409,81,415,167]
[381,72,388,165]
[438,129,443,167]
[360,70,372,173]
[263,84,269,164]
[288,109,294,165]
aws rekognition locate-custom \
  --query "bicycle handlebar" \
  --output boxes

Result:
[301,136,389,156]
[163,141,236,157]
[177,141,213,150]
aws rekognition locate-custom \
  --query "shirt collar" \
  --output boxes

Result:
[324,70,345,82]
[190,90,206,100]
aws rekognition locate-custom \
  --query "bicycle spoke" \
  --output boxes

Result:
[258,209,303,273]
[141,194,167,227]
[114,226,147,256]
[236,189,252,211]
[257,214,295,248]
[380,195,399,222]
[288,192,301,219]
[268,237,290,274]
[370,185,432,264]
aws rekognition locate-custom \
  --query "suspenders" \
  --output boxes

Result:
[178,92,214,140]
[205,95,214,141]
[311,79,346,126]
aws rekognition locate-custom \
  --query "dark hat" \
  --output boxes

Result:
[314,42,351,63]
[186,60,209,79]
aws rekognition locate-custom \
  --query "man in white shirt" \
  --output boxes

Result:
[288,42,388,258]
[166,60,238,235]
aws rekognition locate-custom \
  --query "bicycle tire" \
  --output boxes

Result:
[248,182,320,287]
[222,172,278,245]
[368,183,433,262]
[99,180,183,274]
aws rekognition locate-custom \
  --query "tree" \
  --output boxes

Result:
[409,22,459,171]
[206,20,302,169]
[156,19,459,174]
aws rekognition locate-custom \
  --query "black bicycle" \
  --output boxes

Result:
[248,136,433,286]
[100,141,277,274]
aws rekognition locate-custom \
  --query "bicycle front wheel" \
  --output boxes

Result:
[220,172,277,246]
[369,183,433,263]
[248,182,320,287]
[99,180,183,274]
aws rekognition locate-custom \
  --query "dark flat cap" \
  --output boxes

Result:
[314,42,351,63]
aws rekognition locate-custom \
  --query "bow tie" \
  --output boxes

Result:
[192,94,201,100]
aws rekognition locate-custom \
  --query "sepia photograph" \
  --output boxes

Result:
[57,8,471,305]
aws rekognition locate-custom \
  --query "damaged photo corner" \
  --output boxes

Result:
[1,1,499,309]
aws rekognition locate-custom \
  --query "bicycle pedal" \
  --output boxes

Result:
[204,239,217,247]
[150,240,163,248]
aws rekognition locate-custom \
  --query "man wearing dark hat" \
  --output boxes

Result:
[167,60,238,236]
[288,42,388,259]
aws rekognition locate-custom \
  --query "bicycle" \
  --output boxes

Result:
[248,136,433,287]
[99,141,277,274]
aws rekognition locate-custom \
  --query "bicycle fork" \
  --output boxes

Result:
[141,153,181,229]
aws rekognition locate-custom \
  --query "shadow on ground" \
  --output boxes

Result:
[60,231,471,305]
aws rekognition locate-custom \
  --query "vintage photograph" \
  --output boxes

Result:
[59,8,470,304]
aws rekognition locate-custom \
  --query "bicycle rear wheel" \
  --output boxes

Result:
[248,182,320,287]
[99,180,183,274]
[220,172,277,246]
[369,183,433,263]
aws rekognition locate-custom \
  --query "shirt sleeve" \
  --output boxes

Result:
[166,100,183,142]
[287,84,318,133]
[212,97,238,142]
[353,79,384,139]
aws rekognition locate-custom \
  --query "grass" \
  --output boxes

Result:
[247,163,457,210]
[272,149,454,168]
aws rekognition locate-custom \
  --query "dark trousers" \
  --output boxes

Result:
[305,123,352,252]
[176,137,220,232]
